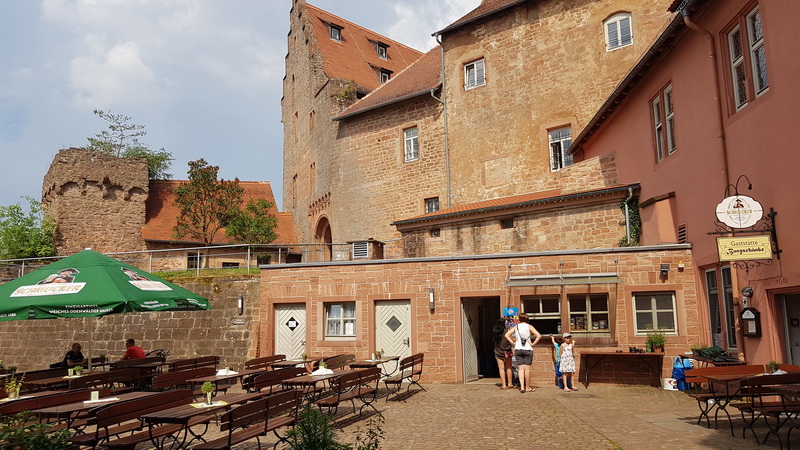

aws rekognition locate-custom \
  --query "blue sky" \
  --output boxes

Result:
[0,0,479,211]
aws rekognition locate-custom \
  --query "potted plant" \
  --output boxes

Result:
[767,360,780,373]
[5,374,23,399]
[646,332,667,353]
[99,354,107,363]
[201,382,214,405]
[300,351,307,360]
[72,366,84,376]
[319,360,327,370]
[373,349,383,360]
[690,343,706,356]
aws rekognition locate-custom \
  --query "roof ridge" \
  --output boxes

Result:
[306,3,422,54]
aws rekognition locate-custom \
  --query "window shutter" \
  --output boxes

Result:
[352,242,369,259]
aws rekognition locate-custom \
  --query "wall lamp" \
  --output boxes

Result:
[237,295,244,315]
[429,288,435,312]
[660,264,670,277]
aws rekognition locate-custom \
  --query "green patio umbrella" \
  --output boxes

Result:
[0,249,210,320]
[0,249,210,368]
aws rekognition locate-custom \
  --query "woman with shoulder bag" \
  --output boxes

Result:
[505,313,542,393]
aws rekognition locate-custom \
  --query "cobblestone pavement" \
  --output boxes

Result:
[131,380,788,449]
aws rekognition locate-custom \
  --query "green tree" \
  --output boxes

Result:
[225,199,278,244]
[173,159,244,245]
[84,109,174,180]
[0,197,56,260]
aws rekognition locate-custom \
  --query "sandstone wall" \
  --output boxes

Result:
[0,276,261,371]
[260,247,700,384]
[442,0,673,203]
[41,148,149,255]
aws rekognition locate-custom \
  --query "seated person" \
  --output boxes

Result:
[63,342,87,367]
[120,338,146,360]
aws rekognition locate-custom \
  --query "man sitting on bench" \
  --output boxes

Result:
[120,338,145,360]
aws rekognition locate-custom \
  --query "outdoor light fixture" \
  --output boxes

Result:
[660,264,670,277]
[429,288,435,311]
[237,295,244,315]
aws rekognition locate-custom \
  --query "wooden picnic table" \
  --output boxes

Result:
[34,391,156,430]
[26,374,85,391]
[270,357,318,370]
[350,356,401,378]
[140,391,265,449]
[185,368,267,388]
[281,368,353,402]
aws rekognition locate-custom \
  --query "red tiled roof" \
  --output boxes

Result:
[335,47,442,120]
[436,0,526,35]
[307,4,423,92]
[141,180,296,245]
[392,184,638,226]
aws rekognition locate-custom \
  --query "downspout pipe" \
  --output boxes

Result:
[681,3,742,359]
[433,33,452,208]
[623,187,634,244]
[681,6,729,188]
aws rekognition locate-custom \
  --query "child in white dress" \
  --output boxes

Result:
[559,333,579,391]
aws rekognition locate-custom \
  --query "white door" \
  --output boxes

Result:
[375,300,411,366]
[462,300,479,382]
[274,304,306,359]
[783,294,800,365]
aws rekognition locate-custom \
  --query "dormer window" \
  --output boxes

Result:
[377,43,388,59]
[380,70,391,83]
[330,24,342,42]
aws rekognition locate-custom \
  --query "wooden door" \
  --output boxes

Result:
[274,304,306,359]
[375,300,411,365]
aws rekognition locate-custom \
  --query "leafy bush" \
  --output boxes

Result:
[285,407,386,450]
[0,411,71,450]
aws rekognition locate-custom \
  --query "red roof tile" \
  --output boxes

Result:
[307,4,423,92]
[436,0,526,35]
[335,47,442,120]
[141,180,296,245]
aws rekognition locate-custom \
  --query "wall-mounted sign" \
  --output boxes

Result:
[717,235,773,261]
[741,307,761,337]
[715,195,764,229]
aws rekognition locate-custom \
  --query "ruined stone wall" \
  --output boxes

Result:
[442,0,673,204]
[0,276,261,371]
[41,148,149,255]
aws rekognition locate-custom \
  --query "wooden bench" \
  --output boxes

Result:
[244,354,286,371]
[193,390,303,450]
[109,356,165,370]
[320,354,355,370]
[169,355,220,372]
[151,367,224,397]
[728,371,800,441]
[383,353,425,401]
[67,369,137,394]
[684,364,800,431]
[9,368,68,393]
[242,366,307,394]
[71,389,205,449]
[0,388,111,416]
[316,367,381,417]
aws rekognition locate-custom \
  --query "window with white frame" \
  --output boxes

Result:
[522,296,561,335]
[634,292,677,334]
[379,69,390,84]
[567,294,610,333]
[605,13,633,51]
[464,59,485,89]
[377,43,388,59]
[652,84,676,161]
[549,127,573,171]
[329,24,342,42]
[727,6,768,110]
[187,252,204,270]
[404,127,419,162]
[424,197,439,213]
[325,302,356,337]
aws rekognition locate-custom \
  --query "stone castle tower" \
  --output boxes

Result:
[41,148,149,255]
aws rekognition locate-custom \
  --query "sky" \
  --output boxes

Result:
[0,0,480,211]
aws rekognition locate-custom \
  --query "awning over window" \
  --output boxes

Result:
[504,273,622,287]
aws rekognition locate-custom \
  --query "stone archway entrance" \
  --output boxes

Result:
[313,217,333,262]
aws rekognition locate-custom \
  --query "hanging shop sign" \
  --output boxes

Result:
[715,195,764,229]
[717,235,773,261]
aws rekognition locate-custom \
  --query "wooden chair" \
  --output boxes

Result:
[244,354,286,371]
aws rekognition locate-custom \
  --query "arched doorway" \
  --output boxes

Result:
[313,217,333,262]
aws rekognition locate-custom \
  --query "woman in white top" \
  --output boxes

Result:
[504,313,542,393]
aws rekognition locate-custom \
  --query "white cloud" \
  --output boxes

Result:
[388,0,481,51]
[69,41,161,108]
